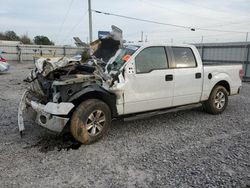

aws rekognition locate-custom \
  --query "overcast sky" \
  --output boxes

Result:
[1,0,250,45]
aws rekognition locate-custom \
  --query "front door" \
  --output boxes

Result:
[123,46,174,114]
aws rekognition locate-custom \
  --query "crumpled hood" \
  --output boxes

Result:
[32,25,123,83]
[35,57,72,76]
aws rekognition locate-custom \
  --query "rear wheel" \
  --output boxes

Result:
[70,99,111,144]
[203,85,228,114]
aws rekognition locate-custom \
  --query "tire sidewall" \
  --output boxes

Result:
[70,99,111,144]
[210,86,228,114]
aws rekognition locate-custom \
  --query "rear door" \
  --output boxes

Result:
[124,46,174,114]
[170,47,203,106]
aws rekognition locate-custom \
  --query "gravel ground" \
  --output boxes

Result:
[0,61,249,188]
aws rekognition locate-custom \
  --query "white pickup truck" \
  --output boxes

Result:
[18,43,243,144]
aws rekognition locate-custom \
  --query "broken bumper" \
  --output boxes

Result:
[18,91,74,134]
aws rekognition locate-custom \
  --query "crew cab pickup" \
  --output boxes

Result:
[18,43,243,144]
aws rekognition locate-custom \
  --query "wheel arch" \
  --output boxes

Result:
[213,80,231,95]
[68,85,118,117]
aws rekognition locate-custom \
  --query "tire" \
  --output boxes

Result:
[203,85,228,115]
[70,99,111,144]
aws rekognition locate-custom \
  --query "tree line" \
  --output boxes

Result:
[0,31,55,45]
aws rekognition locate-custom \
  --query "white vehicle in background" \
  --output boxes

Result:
[0,51,10,73]
[18,43,243,144]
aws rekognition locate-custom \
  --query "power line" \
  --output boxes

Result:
[148,32,242,42]
[92,9,194,30]
[196,28,246,34]
[92,9,248,34]
[151,23,250,34]
[180,0,249,20]
[202,20,250,29]
[137,0,225,22]
[180,0,228,14]
[139,0,250,32]
[144,29,185,34]
[145,31,247,44]
[55,0,75,43]
[124,29,183,37]
[61,10,89,44]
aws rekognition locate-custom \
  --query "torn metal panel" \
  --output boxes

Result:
[18,93,74,133]
[90,25,123,62]
[73,37,89,47]
[44,102,74,115]
[92,38,120,62]
[18,91,29,133]
[111,25,123,47]
[30,78,47,98]
[35,56,80,77]
[34,109,70,133]
[30,100,74,117]
[52,74,102,86]
[31,101,70,132]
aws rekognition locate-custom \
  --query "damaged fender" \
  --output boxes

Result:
[68,84,118,117]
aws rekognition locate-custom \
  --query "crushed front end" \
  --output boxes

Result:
[17,25,140,136]
[18,25,124,135]
[18,60,106,134]
[18,90,74,134]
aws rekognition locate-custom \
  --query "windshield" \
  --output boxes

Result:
[107,45,139,72]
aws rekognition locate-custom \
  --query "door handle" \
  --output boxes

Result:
[165,74,173,81]
[195,73,202,79]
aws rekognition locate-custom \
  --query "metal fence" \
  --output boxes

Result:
[0,44,87,62]
[195,42,250,80]
[1,42,250,79]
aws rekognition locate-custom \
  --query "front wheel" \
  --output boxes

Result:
[203,86,228,115]
[70,99,111,144]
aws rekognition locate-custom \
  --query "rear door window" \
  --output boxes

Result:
[172,47,197,68]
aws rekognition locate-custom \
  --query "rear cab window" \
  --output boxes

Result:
[135,46,168,73]
[172,47,197,68]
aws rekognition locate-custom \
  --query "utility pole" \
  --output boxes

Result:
[246,32,249,42]
[140,31,144,42]
[145,35,148,42]
[88,0,93,43]
[201,36,204,44]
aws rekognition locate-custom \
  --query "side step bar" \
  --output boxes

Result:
[124,103,202,121]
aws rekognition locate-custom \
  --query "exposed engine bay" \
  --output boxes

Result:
[25,25,127,104]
